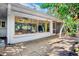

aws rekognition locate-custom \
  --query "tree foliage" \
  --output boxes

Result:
[40,3,79,36]
[40,3,79,19]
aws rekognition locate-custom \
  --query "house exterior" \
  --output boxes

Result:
[0,3,62,44]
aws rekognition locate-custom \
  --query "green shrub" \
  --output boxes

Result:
[64,16,77,37]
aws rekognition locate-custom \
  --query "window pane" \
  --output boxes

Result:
[38,21,50,32]
[2,21,5,27]
[31,24,37,33]
[15,16,50,35]
[15,16,37,35]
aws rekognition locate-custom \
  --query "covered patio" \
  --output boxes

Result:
[0,3,62,45]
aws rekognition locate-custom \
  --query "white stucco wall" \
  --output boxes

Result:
[12,32,53,43]
[7,4,54,44]
[0,28,7,37]
[0,4,7,37]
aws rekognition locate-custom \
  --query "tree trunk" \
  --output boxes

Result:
[59,23,65,38]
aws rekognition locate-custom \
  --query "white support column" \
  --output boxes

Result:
[50,21,53,34]
[7,4,14,44]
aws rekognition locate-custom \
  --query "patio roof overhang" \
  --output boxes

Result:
[10,3,63,23]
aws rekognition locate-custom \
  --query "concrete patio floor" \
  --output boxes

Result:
[0,35,57,56]
[0,35,78,56]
